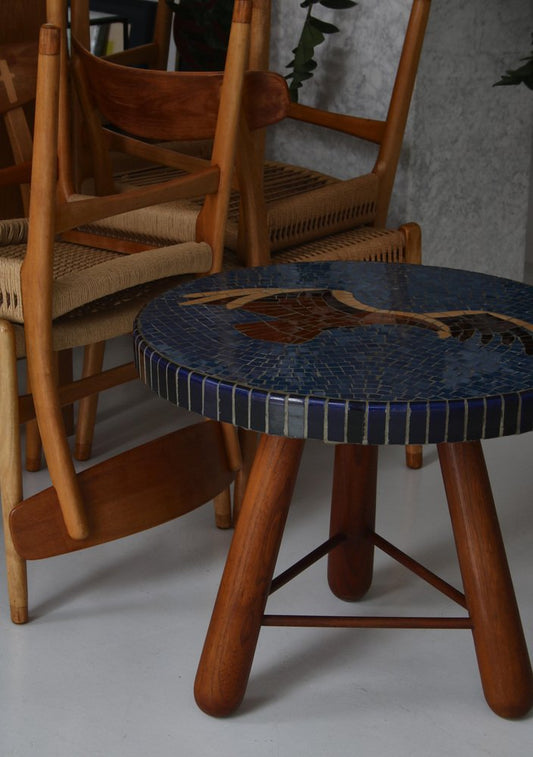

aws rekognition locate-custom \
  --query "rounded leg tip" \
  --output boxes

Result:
[25,457,43,472]
[405,445,423,469]
[327,575,373,602]
[194,684,243,718]
[73,443,92,461]
[215,514,233,529]
[10,605,29,624]
[488,698,533,720]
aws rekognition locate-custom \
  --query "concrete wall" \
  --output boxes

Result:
[267,0,533,281]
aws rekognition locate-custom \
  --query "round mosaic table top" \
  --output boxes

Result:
[133,262,533,445]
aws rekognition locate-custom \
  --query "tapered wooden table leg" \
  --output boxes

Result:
[328,444,378,600]
[438,441,533,719]
[232,428,259,522]
[194,435,304,717]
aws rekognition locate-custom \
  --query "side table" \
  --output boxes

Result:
[134,261,533,718]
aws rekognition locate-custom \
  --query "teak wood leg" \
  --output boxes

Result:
[0,321,28,623]
[194,434,304,717]
[74,341,105,461]
[405,444,423,469]
[232,427,259,522]
[438,441,533,719]
[328,444,378,600]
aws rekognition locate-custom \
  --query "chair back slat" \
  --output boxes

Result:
[0,42,39,114]
[72,39,289,143]
[72,42,224,141]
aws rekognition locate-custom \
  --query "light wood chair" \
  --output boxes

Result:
[0,3,167,469]
[73,0,429,481]
[104,0,430,276]
[0,12,81,472]
[0,0,286,623]
[227,0,431,500]
[236,0,431,270]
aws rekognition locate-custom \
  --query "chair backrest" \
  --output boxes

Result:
[236,0,431,265]
[0,41,38,211]
[280,0,431,226]
[0,1,46,218]
[21,1,289,538]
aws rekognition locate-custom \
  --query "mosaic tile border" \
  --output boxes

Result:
[134,334,533,445]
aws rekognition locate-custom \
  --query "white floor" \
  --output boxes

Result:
[1,338,532,757]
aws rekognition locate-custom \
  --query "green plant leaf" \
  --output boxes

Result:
[494,57,533,90]
[309,17,339,35]
[494,34,533,90]
[285,0,358,101]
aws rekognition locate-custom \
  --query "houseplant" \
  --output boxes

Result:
[285,0,357,102]
[495,34,533,89]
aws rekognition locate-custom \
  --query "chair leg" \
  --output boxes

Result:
[26,348,76,471]
[328,444,378,600]
[213,489,232,529]
[213,423,242,529]
[0,321,28,623]
[74,341,105,461]
[25,418,43,472]
[438,441,533,719]
[405,444,423,469]
[58,348,74,435]
[194,435,304,717]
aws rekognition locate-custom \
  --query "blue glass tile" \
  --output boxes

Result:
[484,396,503,439]
[218,381,235,424]
[287,397,306,438]
[407,401,428,444]
[203,376,219,420]
[367,403,387,445]
[445,400,466,443]
[189,372,204,415]
[306,397,325,440]
[176,366,190,410]
[465,398,485,441]
[502,393,520,436]
[154,354,167,399]
[346,402,365,444]
[234,386,251,428]
[519,391,533,434]
[326,400,347,443]
[427,401,447,444]
[267,394,286,436]
[250,389,268,433]
[388,402,408,445]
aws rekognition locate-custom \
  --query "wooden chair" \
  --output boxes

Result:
[74,0,428,478]
[0,10,80,472]
[236,0,431,269]
[226,0,431,498]
[102,0,430,275]
[0,0,287,623]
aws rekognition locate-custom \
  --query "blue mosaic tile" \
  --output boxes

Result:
[133,262,533,444]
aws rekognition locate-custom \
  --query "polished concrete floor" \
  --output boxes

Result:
[0,339,532,756]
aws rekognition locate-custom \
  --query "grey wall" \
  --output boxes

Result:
[267,0,533,281]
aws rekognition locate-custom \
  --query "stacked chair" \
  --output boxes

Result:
[0,0,289,623]
[0,0,431,622]
[232,0,431,494]
[94,0,430,486]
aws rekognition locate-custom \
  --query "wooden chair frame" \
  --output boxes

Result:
[0,0,287,623]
